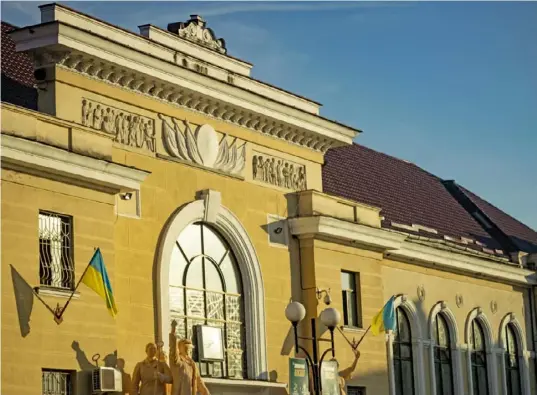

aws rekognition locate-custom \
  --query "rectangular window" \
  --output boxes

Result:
[42,369,74,395]
[347,386,366,395]
[341,271,362,328]
[39,211,74,290]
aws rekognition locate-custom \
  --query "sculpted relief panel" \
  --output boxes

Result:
[81,99,156,152]
[159,114,246,176]
[253,153,306,190]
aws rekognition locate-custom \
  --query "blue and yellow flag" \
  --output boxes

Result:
[81,249,118,317]
[371,296,396,335]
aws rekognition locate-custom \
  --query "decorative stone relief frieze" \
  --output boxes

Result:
[159,114,245,176]
[81,99,156,152]
[168,15,226,54]
[44,50,338,153]
[252,152,306,190]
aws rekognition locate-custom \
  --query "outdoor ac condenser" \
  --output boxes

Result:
[92,367,122,393]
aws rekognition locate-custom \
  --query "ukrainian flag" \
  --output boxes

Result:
[81,249,118,317]
[371,296,396,335]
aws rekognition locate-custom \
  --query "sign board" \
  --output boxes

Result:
[196,325,224,361]
[289,358,310,395]
[321,360,341,395]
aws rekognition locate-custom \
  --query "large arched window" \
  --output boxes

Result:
[169,222,245,379]
[433,313,454,395]
[504,323,521,395]
[393,307,415,395]
[470,320,489,395]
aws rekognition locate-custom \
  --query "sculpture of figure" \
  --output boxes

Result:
[282,163,290,188]
[289,165,295,188]
[115,112,124,142]
[144,121,156,152]
[337,348,361,395]
[269,158,276,184]
[263,158,271,183]
[122,115,131,144]
[131,342,172,395]
[276,160,282,186]
[93,105,103,130]
[169,320,211,395]
[103,108,115,134]
[252,156,258,180]
[297,167,306,190]
[81,99,89,126]
[85,102,94,128]
[257,156,264,181]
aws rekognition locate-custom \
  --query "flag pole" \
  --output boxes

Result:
[54,248,99,323]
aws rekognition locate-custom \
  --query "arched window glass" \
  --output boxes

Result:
[470,320,489,395]
[169,222,245,379]
[505,324,521,395]
[393,307,415,395]
[434,314,454,395]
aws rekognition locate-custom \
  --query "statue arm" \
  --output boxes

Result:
[339,351,360,381]
[131,362,141,395]
[197,374,211,395]
[169,331,177,366]
[158,361,173,384]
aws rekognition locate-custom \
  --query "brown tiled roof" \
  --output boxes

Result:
[322,143,537,256]
[1,21,37,109]
[458,185,537,253]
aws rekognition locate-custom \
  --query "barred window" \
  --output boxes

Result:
[169,222,245,379]
[341,271,362,328]
[505,324,521,395]
[39,211,74,290]
[42,369,74,395]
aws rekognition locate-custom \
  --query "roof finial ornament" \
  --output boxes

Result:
[167,15,227,54]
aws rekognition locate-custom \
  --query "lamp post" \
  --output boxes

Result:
[285,300,341,395]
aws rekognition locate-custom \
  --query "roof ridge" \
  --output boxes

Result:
[1,21,20,30]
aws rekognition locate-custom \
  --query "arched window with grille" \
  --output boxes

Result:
[504,323,522,395]
[393,307,415,395]
[168,222,245,379]
[433,313,454,395]
[470,320,489,395]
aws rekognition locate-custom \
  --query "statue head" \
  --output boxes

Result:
[177,339,194,358]
[145,342,157,360]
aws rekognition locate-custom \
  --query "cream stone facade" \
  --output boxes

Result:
[2,4,536,395]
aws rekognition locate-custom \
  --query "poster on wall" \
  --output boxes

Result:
[321,360,341,395]
[289,358,310,395]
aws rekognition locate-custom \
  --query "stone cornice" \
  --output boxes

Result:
[1,134,150,194]
[10,18,359,153]
[288,215,537,286]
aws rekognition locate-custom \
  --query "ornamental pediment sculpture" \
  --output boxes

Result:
[168,15,226,54]
[160,114,246,176]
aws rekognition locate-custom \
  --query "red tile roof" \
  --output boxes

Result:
[1,22,35,87]
[1,22,37,109]
[323,143,537,255]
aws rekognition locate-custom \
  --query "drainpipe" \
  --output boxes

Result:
[530,286,537,390]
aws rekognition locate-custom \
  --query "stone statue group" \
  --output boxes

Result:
[253,155,306,190]
[132,320,210,395]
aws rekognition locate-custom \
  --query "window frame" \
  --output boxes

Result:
[38,210,74,291]
[504,323,522,395]
[470,320,489,395]
[169,222,246,379]
[393,306,415,395]
[42,368,75,395]
[341,270,362,328]
[433,313,454,395]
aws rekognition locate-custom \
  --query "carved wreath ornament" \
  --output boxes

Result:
[160,114,245,175]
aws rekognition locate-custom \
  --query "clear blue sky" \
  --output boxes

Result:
[3,1,536,230]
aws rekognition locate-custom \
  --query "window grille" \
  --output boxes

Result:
[347,387,366,395]
[42,369,73,395]
[39,211,74,290]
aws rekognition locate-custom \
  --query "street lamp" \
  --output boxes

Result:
[285,300,341,395]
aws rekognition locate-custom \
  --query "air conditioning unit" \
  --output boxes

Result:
[92,367,122,393]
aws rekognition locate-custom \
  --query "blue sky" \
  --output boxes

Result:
[2,1,536,230]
